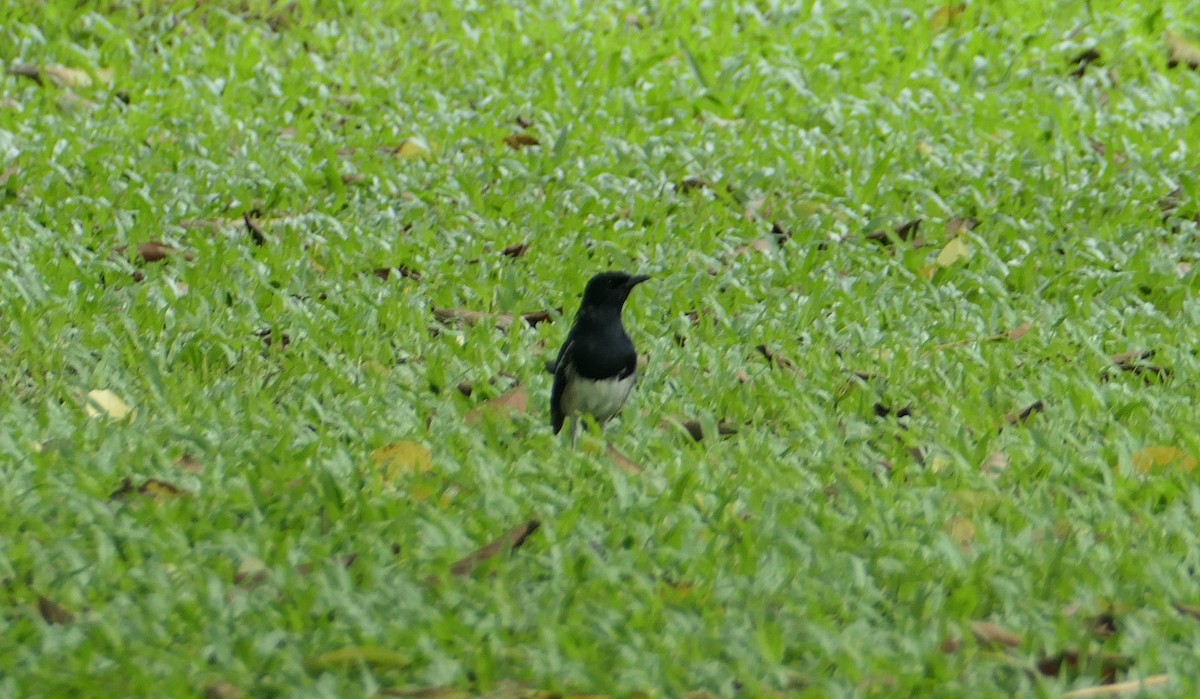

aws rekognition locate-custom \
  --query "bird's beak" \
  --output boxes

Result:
[627,274,651,288]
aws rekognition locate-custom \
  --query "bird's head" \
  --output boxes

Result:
[580,271,651,311]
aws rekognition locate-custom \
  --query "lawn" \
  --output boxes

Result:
[3,1,1200,697]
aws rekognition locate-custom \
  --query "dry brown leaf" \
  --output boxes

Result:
[1166,30,1200,69]
[256,328,291,350]
[1131,446,1196,474]
[234,557,270,588]
[929,3,966,30]
[1069,48,1102,78]
[110,477,191,502]
[432,308,556,331]
[449,520,540,577]
[606,443,643,475]
[174,453,203,474]
[372,264,421,281]
[244,213,267,246]
[503,133,540,150]
[465,386,528,425]
[946,216,980,234]
[1107,350,1172,383]
[37,595,76,625]
[1003,400,1045,428]
[501,242,530,258]
[969,620,1023,649]
[678,177,714,193]
[380,687,470,698]
[1004,323,1032,341]
[296,553,357,576]
[866,219,922,245]
[203,681,245,699]
[982,451,1009,477]
[1036,649,1134,683]
[755,344,796,371]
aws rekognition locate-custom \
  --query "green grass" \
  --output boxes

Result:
[3,0,1200,697]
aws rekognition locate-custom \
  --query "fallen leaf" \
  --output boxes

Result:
[935,236,971,267]
[866,219,922,245]
[432,308,556,331]
[449,520,541,577]
[1004,323,1032,341]
[203,681,245,699]
[501,242,530,258]
[982,451,1009,477]
[678,177,714,193]
[734,369,750,383]
[372,264,421,281]
[945,515,976,550]
[607,443,643,475]
[969,620,1023,649]
[379,687,471,698]
[465,385,528,425]
[503,133,540,150]
[1003,400,1045,428]
[371,441,434,478]
[116,241,193,263]
[395,138,431,159]
[174,453,203,474]
[10,63,114,88]
[109,477,191,502]
[37,595,76,625]
[256,329,291,349]
[1173,602,1200,621]
[873,403,912,419]
[1084,610,1118,638]
[1166,30,1200,70]
[233,557,270,587]
[1069,48,1102,78]
[306,646,413,672]
[244,213,267,246]
[85,389,133,420]
[755,344,796,371]
[1036,649,1133,684]
[296,553,357,576]
[1107,350,1172,383]
[945,216,980,234]
[1061,675,1169,698]
[1131,446,1196,474]
[929,3,966,30]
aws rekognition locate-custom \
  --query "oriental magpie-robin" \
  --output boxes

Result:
[549,271,650,442]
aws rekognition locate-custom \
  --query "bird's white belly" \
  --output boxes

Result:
[561,373,636,423]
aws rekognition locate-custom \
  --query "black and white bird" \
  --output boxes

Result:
[550,271,650,443]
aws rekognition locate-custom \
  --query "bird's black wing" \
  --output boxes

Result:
[550,339,574,434]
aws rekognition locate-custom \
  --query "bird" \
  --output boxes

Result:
[550,271,650,444]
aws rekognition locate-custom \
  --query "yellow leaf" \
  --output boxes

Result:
[85,389,133,420]
[43,64,114,88]
[305,646,412,672]
[396,138,431,159]
[935,236,971,267]
[929,3,966,30]
[945,515,976,550]
[371,441,433,481]
[1166,30,1200,69]
[1132,446,1196,474]
[465,386,528,425]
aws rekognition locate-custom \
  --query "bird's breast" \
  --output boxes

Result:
[560,371,637,423]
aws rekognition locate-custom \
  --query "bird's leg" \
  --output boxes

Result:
[571,417,581,448]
